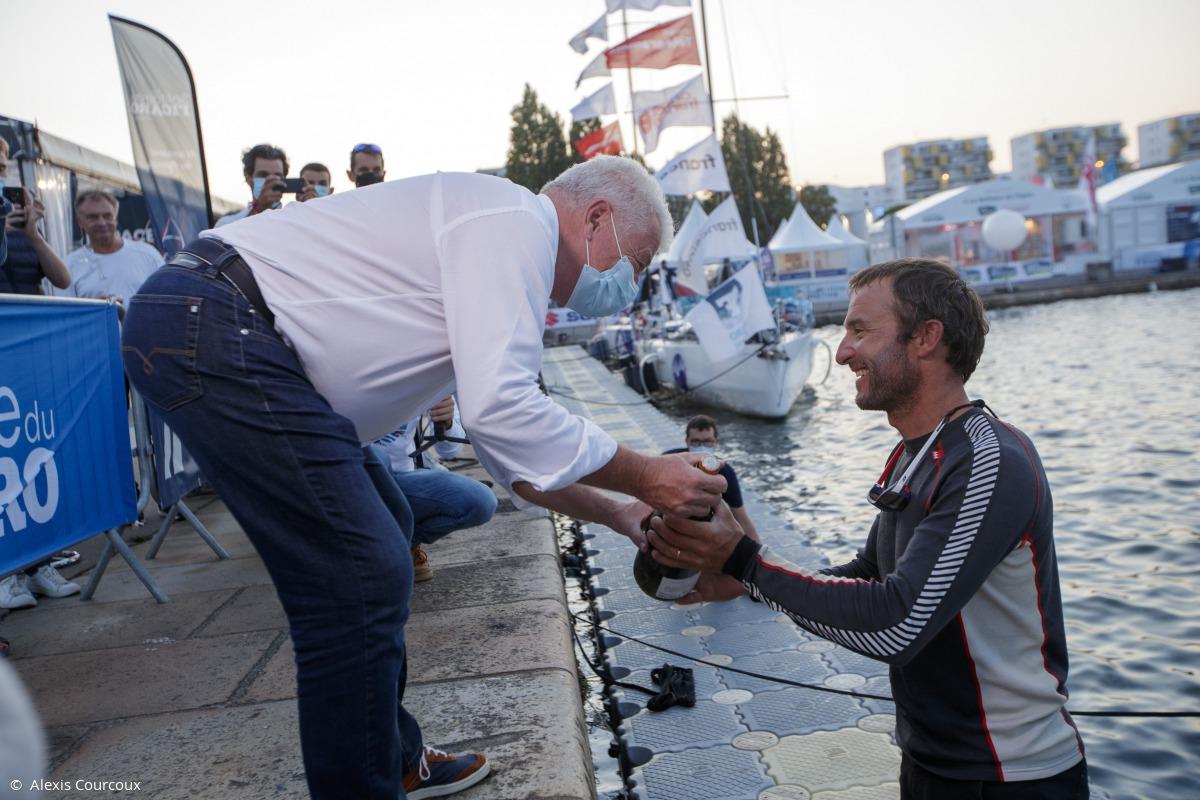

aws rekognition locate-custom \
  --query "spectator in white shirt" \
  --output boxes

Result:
[61,190,162,303]
[119,155,726,800]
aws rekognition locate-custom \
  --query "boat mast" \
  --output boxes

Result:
[699,0,763,249]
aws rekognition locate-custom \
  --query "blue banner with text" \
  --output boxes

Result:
[0,299,136,575]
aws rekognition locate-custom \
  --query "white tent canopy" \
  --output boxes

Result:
[1095,160,1200,268]
[770,202,845,252]
[768,202,850,275]
[1097,159,1200,210]
[896,177,1088,229]
[825,214,869,269]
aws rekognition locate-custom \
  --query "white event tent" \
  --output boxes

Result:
[1096,159,1200,270]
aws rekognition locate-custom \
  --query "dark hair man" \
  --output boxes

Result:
[120,155,717,799]
[296,162,333,203]
[215,143,289,227]
[663,415,758,540]
[348,142,385,187]
[648,258,1088,799]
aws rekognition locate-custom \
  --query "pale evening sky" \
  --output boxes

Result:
[5,0,1198,205]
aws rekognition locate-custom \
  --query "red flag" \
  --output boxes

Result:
[604,15,701,70]
[574,121,624,160]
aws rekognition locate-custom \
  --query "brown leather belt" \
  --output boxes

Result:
[170,240,275,326]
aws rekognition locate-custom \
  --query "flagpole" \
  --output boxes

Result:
[621,9,638,156]
[698,0,717,133]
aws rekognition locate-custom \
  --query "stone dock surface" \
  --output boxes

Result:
[541,347,901,800]
[1,456,595,799]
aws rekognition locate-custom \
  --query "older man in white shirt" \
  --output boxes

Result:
[120,156,724,800]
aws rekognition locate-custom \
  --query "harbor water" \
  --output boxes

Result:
[653,288,1200,799]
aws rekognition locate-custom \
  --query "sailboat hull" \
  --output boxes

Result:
[640,330,815,419]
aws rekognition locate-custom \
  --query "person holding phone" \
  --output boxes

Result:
[294,162,334,203]
[214,143,289,227]
[0,137,72,294]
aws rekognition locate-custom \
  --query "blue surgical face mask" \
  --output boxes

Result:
[252,177,267,199]
[566,213,640,318]
[688,445,716,454]
[314,184,330,197]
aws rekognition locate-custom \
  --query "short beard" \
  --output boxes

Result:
[856,341,920,413]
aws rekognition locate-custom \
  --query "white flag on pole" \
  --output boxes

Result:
[575,51,611,87]
[606,0,691,12]
[656,134,731,195]
[571,83,616,122]
[569,13,608,54]
[631,74,712,153]
[683,195,753,278]
[684,263,775,363]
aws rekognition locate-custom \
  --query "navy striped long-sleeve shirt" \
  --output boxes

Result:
[724,409,1085,782]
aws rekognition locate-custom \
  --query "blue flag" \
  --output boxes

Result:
[110,16,213,257]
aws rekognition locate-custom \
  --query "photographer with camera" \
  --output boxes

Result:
[214,143,290,227]
[0,138,72,295]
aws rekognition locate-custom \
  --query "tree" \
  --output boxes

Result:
[568,118,600,165]
[505,84,573,192]
[706,114,794,246]
[799,184,837,229]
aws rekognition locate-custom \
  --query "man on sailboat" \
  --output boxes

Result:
[119,155,727,800]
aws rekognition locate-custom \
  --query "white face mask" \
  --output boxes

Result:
[565,213,640,318]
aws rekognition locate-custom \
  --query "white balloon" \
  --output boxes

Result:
[982,209,1027,252]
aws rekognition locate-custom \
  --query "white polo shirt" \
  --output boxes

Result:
[203,172,617,496]
[61,240,163,303]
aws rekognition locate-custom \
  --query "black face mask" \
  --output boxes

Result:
[355,171,384,188]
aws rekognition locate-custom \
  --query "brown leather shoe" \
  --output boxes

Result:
[412,545,433,583]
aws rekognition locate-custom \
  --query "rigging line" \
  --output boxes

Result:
[572,614,1200,718]
[679,343,770,393]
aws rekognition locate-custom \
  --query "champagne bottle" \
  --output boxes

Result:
[632,454,722,601]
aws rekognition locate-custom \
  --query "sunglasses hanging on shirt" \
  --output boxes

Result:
[867,399,990,512]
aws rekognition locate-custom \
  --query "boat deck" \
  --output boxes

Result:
[542,347,902,800]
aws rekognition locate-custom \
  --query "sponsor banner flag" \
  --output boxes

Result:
[110,16,212,257]
[683,195,753,276]
[633,74,712,153]
[146,407,204,510]
[0,300,136,575]
[656,134,730,194]
[569,13,608,54]
[545,307,595,330]
[574,121,624,160]
[576,51,611,87]
[606,0,692,12]
[604,15,701,70]
[571,83,616,122]
[684,263,775,362]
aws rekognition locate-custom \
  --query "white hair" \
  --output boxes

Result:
[543,155,674,253]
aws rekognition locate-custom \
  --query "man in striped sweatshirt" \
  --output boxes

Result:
[648,259,1088,799]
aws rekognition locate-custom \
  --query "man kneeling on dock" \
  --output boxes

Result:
[648,259,1089,799]
[120,156,727,800]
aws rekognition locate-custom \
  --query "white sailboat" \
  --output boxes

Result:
[632,202,818,419]
[637,320,816,418]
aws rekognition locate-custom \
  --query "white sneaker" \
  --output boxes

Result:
[29,565,80,599]
[0,574,37,609]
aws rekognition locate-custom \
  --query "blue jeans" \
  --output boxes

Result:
[392,469,497,546]
[121,241,422,800]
